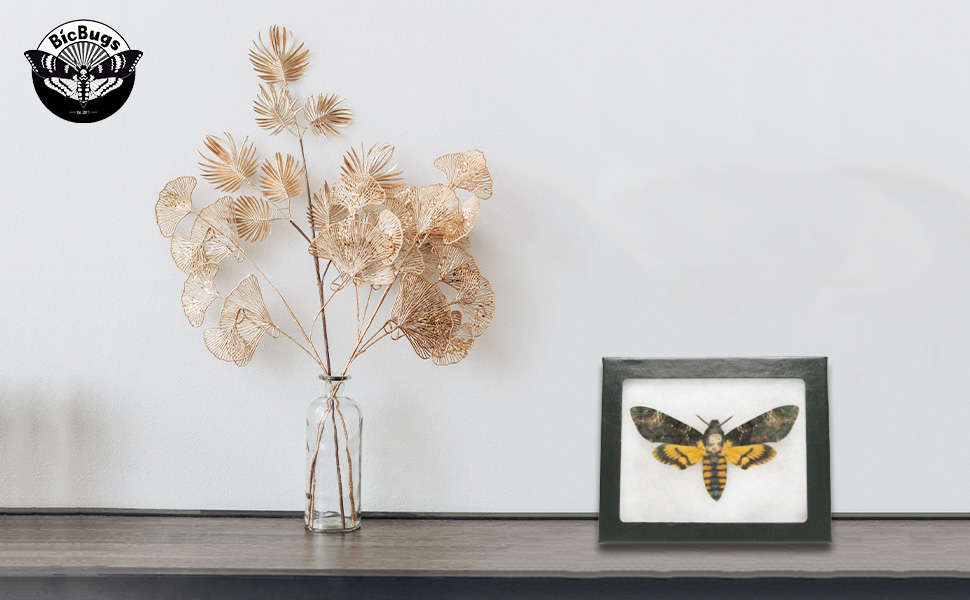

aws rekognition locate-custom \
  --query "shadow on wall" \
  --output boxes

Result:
[0,385,129,507]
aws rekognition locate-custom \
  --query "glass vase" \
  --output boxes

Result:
[305,375,361,532]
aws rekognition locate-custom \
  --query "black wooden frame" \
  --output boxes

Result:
[599,357,831,543]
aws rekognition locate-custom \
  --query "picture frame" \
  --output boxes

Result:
[598,357,831,543]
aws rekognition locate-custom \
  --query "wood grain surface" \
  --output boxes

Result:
[0,516,967,579]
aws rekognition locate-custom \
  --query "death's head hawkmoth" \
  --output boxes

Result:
[630,405,798,500]
[24,47,142,108]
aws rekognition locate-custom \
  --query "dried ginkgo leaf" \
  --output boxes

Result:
[455,270,495,337]
[233,196,275,242]
[432,315,475,366]
[249,25,309,85]
[171,234,209,274]
[389,274,454,360]
[374,209,403,264]
[182,262,220,327]
[341,144,402,192]
[203,323,251,364]
[156,176,196,237]
[219,275,277,335]
[199,134,259,193]
[412,184,460,237]
[329,173,385,213]
[259,153,304,209]
[434,244,478,287]
[308,216,401,288]
[434,149,492,200]
[191,197,243,262]
[383,193,417,237]
[443,196,480,244]
[204,275,279,367]
[254,84,297,135]
[304,93,352,138]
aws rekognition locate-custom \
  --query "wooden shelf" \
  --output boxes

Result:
[1,515,968,579]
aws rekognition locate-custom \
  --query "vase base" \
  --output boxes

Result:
[305,510,361,533]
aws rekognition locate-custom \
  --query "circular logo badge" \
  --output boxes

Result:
[25,20,143,123]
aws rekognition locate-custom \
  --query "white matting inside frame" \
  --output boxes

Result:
[619,378,808,524]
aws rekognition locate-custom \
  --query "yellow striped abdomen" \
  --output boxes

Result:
[702,453,727,500]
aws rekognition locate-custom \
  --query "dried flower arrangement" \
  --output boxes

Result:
[154,26,494,530]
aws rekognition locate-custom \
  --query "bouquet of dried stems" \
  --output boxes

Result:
[154,26,494,530]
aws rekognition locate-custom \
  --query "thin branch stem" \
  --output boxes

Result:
[356,327,394,358]
[299,134,333,375]
[331,399,347,529]
[341,233,431,375]
[355,284,361,338]
[335,405,357,526]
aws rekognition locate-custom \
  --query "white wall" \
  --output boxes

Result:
[2,0,970,513]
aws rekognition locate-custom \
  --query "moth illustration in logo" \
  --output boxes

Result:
[630,405,798,500]
[25,46,142,108]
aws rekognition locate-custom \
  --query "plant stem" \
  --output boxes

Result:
[306,412,327,527]
[336,404,357,526]
[299,134,332,374]
[331,398,347,529]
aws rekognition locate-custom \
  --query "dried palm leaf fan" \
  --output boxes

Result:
[155,25,495,531]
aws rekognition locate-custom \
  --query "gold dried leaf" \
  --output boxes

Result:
[389,274,454,360]
[219,275,277,334]
[182,263,220,327]
[434,149,492,200]
[375,209,404,264]
[396,247,428,276]
[308,184,351,232]
[253,84,297,135]
[259,153,305,209]
[455,270,495,337]
[249,25,309,85]
[232,196,275,242]
[330,173,386,213]
[432,315,475,366]
[190,197,243,262]
[203,324,251,365]
[156,176,196,237]
[383,193,417,239]
[434,245,478,287]
[308,216,401,288]
[444,196,480,244]
[304,93,351,138]
[341,144,403,192]
[171,234,209,274]
[412,184,460,237]
[204,275,279,367]
[199,134,259,193]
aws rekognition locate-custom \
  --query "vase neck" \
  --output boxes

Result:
[320,374,350,398]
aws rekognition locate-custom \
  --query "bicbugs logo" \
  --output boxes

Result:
[24,20,142,123]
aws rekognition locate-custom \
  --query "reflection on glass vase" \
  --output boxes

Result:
[305,375,361,532]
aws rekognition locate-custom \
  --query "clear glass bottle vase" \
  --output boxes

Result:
[305,375,361,532]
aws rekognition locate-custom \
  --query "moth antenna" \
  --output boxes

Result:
[696,415,709,426]
[722,415,734,426]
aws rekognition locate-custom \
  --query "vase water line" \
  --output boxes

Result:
[305,375,362,532]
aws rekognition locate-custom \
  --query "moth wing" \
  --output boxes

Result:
[24,50,76,78]
[653,444,704,470]
[88,77,124,100]
[724,443,776,469]
[91,50,142,79]
[630,407,703,445]
[44,78,79,100]
[726,405,798,445]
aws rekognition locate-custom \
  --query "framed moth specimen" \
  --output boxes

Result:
[598,357,830,543]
